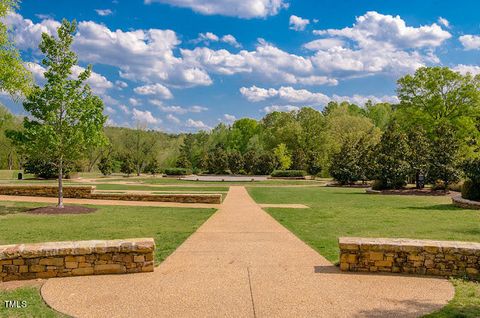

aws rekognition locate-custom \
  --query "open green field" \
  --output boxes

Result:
[248,186,480,318]
[0,201,215,317]
[0,201,215,264]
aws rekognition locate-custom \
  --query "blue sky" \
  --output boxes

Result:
[2,0,480,132]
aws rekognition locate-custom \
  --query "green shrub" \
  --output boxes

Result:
[462,180,480,201]
[371,179,386,191]
[164,168,190,175]
[253,153,276,175]
[271,170,306,178]
[98,156,113,176]
[463,158,480,184]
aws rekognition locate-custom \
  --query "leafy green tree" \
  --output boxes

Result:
[125,123,157,176]
[254,152,276,175]
[427,123,461,189]
[9,20,107,207]
[144,158,161,175]
[207,147,228,174]
[0,104,21,169]
[273,143,292,170]
[406,128,431,188]
[306,151,322,176]
[243,150,258,175]
[98,156,113,176]
[365,101,394,130]
[397,67,480,153]
[373,121,410,189]
[291,148,307,171]
[227,150,244,174]
[120,156,134,176]
[228,118,259,153]
[329,139,360,185]
[0,0,32,97]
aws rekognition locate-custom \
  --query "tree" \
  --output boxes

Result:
[373,121,410,189]
[291,148,307,171]
[428,123,460,190]
[273,143,292,170]
[406,128,431,188]
[0,0,32,97]
[120,156,134,176]
[397,67,480,152]
[9,20,107,207]
[125,123,157,176]
[227,150,244,174]
[329,139,360,185]
[144,158,161,175]
[243,150,258,175]
[253,152,276,175]
[207,147,228,174]
[98,156,113,176]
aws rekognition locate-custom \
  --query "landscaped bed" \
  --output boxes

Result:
[248,186,480,318]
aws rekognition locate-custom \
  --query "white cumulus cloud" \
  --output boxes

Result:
[459,35,480,50]
[134,83,173,99]
[289,15,310,31]
[95,9,113,16]
[144,0,288,18]
[186,118,211,130]
[132,108,161,124]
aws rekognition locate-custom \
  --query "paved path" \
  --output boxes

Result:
[41,186,454,317]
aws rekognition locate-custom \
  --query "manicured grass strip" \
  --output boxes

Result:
[425,279,480,318]
[247,186,480,318]
[0,287,65,318]
[0,202,215,264]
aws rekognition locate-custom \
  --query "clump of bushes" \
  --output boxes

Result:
[271,170,306,178]
[164,167,190,176]
[461,159,480,201]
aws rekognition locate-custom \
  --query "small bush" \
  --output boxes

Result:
[371,179,386,191]
[462,180,480,201]
[271,170,306,178]
[448,181,463,192]
[164,168,190,175]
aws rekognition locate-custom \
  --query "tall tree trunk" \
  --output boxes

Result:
[58,158,64,208]
[7,152,13,170]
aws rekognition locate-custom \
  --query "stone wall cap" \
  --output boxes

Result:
[0,238,155,259]
[339,237,480,250]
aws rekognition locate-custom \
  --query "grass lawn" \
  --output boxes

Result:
[0,201,215,317]
[0,201,215,264]
[92,184,230,192]
[248,186,480,318]
[0,286,67,318]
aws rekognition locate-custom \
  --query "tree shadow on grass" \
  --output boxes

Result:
[399,204,462,211]
[0,204,29,216]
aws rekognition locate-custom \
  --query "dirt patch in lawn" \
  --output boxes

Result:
[27,205,97,215]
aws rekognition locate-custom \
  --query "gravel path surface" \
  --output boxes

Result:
[41,186,454,317]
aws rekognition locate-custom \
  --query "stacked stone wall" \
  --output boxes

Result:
[339,237,480,280]
[0,238,155,282]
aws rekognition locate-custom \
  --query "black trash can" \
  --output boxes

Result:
[17,172,23,180]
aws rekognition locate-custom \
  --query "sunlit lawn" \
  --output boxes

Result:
[248,186,480,318]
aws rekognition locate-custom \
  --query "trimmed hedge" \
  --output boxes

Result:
[462,179,480,202]
[164,168,190,176]
[271,170,307,178]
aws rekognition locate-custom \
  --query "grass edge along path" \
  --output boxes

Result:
[247,186,480,318]
[0,201,216,317]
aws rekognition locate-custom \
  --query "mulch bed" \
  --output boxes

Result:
[368,188,451,196]
[27,205,97,215]
[326,183,371,188]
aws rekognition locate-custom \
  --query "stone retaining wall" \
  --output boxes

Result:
[339,237,480,280]
[0,185,222,204]
[0,185,94,198]
[452,196,480,210]
[0,238,155,282]
[89,193,222,204]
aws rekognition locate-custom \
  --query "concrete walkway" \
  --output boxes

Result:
[41,186,454,318]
